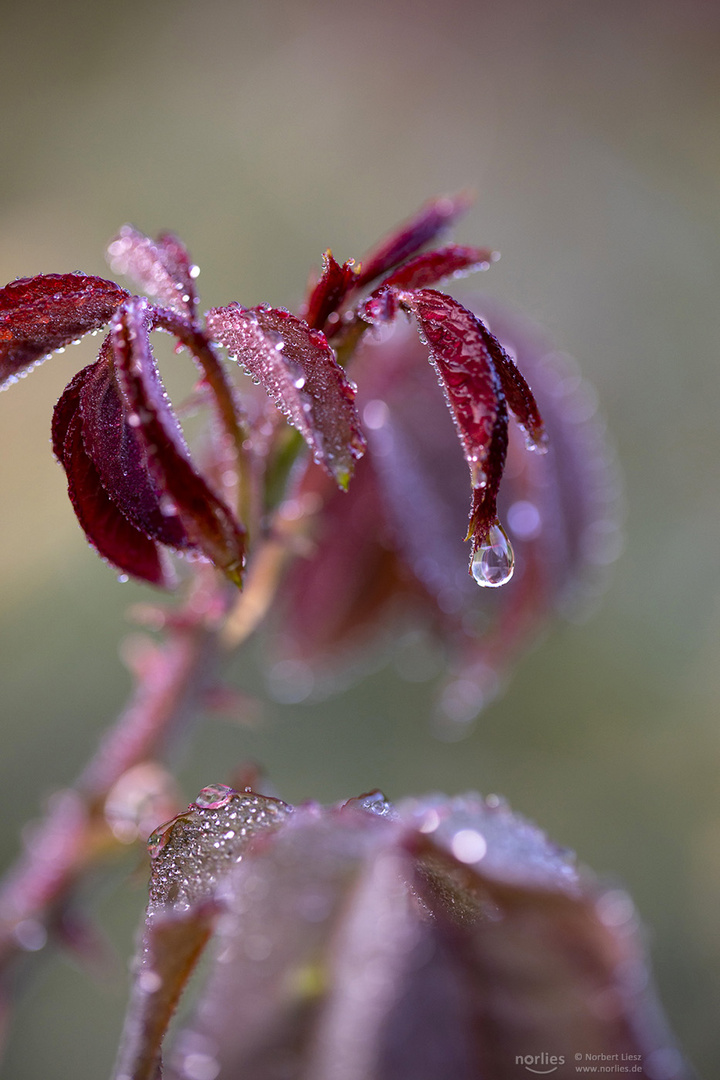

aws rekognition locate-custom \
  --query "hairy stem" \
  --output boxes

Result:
[0,545,288,996]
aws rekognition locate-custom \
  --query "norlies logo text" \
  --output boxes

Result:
[516,1053,566,1074]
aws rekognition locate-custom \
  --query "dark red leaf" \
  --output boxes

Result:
[207,304,366,490]
[111,298,247,585]
[51,366,88,464]
[79,341,192,551]
[304,251,358,331]
[354,192,473,289]
[53,370,167,586]
[398,288,509,554]
[107,226,198,317]
[474,318,547,451]
[368,302,619,728]
[0,273,129,389]
[371,243,497,293]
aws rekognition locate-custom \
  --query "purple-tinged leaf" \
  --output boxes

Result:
[113,902,220,1080]
[52,370,167,586]
[207,304,366,490]
[107,226,198,318]
[79,341,192,551]
[399,288,509,554]
[168,807,411,1080]
[273,458,415,676]
[372,243,497,293]
[111,298,247,585]
[304,251,358,331]
[114,787,293,1080]
[399,792,579,892]
[160,794,687,1080]
[0,273,129,389]
[400,797,688,1079]
[146,785,293,910]
[354,192,473,289]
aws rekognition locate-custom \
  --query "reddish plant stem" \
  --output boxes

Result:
[150,306,261,545]
[0,576,228,980]
[0,475,308,994]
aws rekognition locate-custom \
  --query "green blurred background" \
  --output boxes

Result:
[1,0,719,1075]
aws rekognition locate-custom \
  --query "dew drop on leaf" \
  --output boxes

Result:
[147,820,177,859]
[194,784,235,809]
[471,523,515,588]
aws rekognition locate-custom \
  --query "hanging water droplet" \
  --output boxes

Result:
[471,523,515,588]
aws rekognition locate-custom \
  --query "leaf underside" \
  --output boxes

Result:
[111,299,246,585]
[355,192,474,288]
[79,342,191,550]
[52,368,167,586]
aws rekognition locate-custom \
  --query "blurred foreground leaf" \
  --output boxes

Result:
[114,786,688,1080]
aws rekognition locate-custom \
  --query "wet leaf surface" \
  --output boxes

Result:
[0,273,128,388]
[355,193,473,289]
[398,288,509,552]
[370,243,496,294]
[304,252,358,331]
[108,227,198,318]
[111,299,247,585]
[145,792,689,1080]
[79,342,191,550]
[207,303,366,489]
[146,785,293,911]
[52,367,167,586]
[113,787,293,1080]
